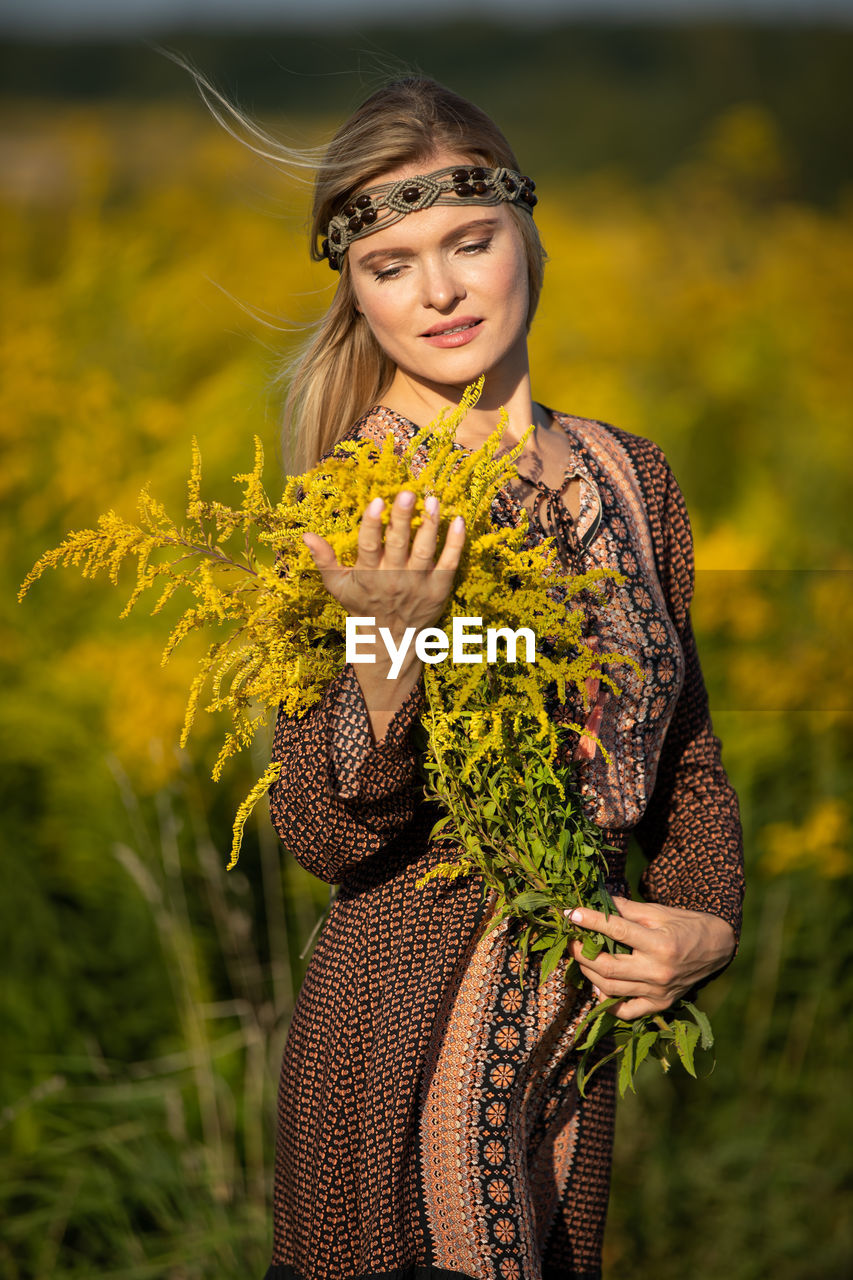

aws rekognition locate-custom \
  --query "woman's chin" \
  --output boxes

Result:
[408,349,520,397]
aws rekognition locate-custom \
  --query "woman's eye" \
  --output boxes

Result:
[372,238,491,281]
[460,238,492,256]
[374,264,404,283]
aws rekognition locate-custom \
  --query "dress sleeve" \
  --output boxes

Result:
[268,662,427,884]
[633,457,746,945]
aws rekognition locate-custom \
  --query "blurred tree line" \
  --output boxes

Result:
[1,20,851,1280]
[1,19,852,205]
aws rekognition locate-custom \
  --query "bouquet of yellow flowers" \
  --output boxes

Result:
[19,381,714,1095]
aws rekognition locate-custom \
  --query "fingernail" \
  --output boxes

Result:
[570,910,583,924]
[593,985,603,999]
[425,494,438,517]
[398,490,415,508]
[451,515,465,532]
[366,497,384,517]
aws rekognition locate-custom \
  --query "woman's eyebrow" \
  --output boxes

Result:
[355,218,499,270]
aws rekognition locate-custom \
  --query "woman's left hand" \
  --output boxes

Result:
[566,896,736,1021]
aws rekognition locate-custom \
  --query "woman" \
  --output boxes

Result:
[261,76,744,1280]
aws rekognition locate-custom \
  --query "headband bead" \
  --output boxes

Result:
[320,163,538,271]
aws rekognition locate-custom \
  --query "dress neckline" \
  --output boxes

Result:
[373,403,570,487]
[369,403,603,554]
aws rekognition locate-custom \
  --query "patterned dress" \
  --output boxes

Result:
[262,406,745,1280]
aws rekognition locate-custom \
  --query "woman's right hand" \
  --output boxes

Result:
[302,489,466,678]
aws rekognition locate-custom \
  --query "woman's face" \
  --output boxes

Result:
[347,154,531,399]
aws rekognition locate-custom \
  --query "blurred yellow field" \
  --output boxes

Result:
[2,96,851,1278]
[5,99,850,790]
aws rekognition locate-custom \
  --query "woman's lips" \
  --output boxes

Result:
[421,318,484,348]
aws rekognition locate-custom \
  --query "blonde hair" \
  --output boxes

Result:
[172,58,546,474]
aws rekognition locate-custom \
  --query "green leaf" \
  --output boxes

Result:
[576,1010,607,1052]
[581,933,604,960]
[577,1007,617,1053]
[572,994,620,1043]
[673,1019,701,1078]
[481,912,507,940]
[618,1036,637,1097]
[539,935,568,983]
[634,1028,660,1073]
[682,1000,715,1051]
[530,933,554,952]
[514,890,551,912]
[576,1044,622,1099]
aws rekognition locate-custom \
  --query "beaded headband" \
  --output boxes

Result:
[320,163,538,271]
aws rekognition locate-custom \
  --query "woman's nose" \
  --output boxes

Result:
[420,257,465,311]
